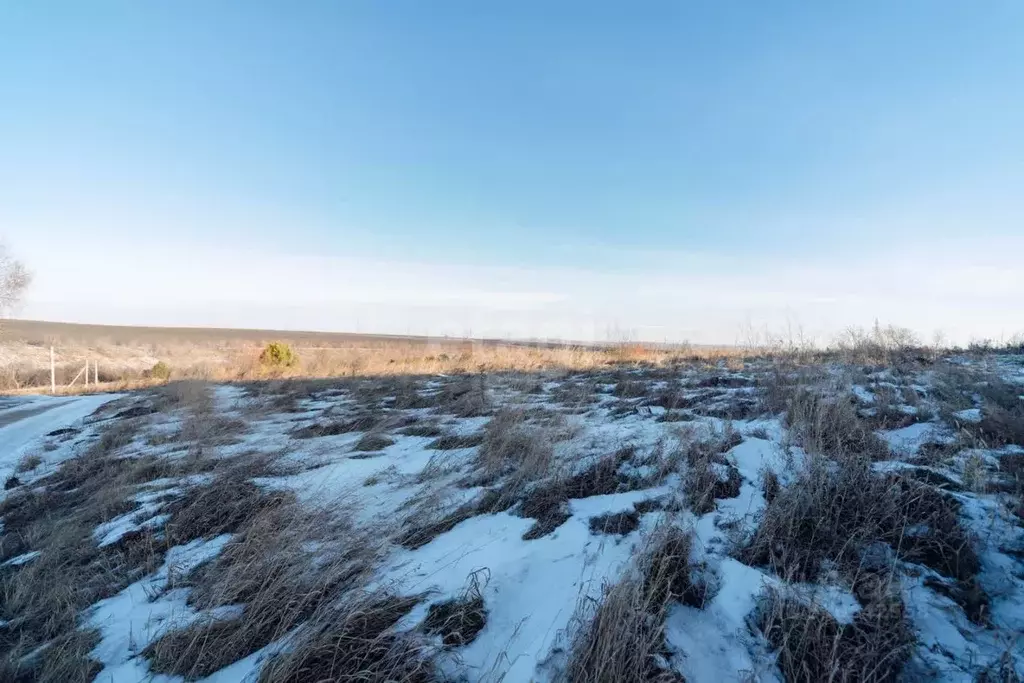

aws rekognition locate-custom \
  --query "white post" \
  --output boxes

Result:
[94,360,99,385]
[84,360,89,388]
[50,346,56,394]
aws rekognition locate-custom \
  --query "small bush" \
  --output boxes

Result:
[259,342,297,368]
[150,361,172,381]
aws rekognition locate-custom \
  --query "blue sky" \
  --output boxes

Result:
[2,1,1022,343]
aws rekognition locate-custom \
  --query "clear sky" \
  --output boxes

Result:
[2,1,1022,344]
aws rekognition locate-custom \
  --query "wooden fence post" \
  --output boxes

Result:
[50,346,56,394]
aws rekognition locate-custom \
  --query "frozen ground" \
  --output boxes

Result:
[0,351,1022,682]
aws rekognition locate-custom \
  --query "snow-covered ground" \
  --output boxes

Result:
[1,354,1022,682]
[0,393,120,484]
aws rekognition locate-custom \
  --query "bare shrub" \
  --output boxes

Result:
[834,323,921,365]
[0,244,31,317]
[755,587,914,683]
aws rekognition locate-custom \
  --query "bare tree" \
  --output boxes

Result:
[0,245,31,317]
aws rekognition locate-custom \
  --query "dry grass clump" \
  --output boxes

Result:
[933,367,1024,448]
[550,379,602,412]
[742,456,980,585]
[589,509,641,535]
[165,461,293,546]
[146,502,375,679]
[422,570,488,648]
[762,469,781,503]
[977,652,1021,683]
[433,375,490,417]
[400,420,445,438]
[152,378,214,413]
[785,387,890,460]
[614,377,651,399]
[515,447,643,540]
[563,527,704,682]
[425,432,484,450]
[641,526,715,609]
[562,575,682,683]
[974,405,1024,448]
[755,587,914,683]
[0,412,169,680]
[291,415,374,439]
[396,501,480,550]
[0,627,102,683]
[478,408,554,482]
[257,592,434,683]
[290,407,420,440]
[681,429,744,515]
[147,380,247,452]
[14,453,43,473]
[353,432,395,452]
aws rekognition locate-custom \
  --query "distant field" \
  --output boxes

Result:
[0,319,701,393]
[0,319,500,348]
